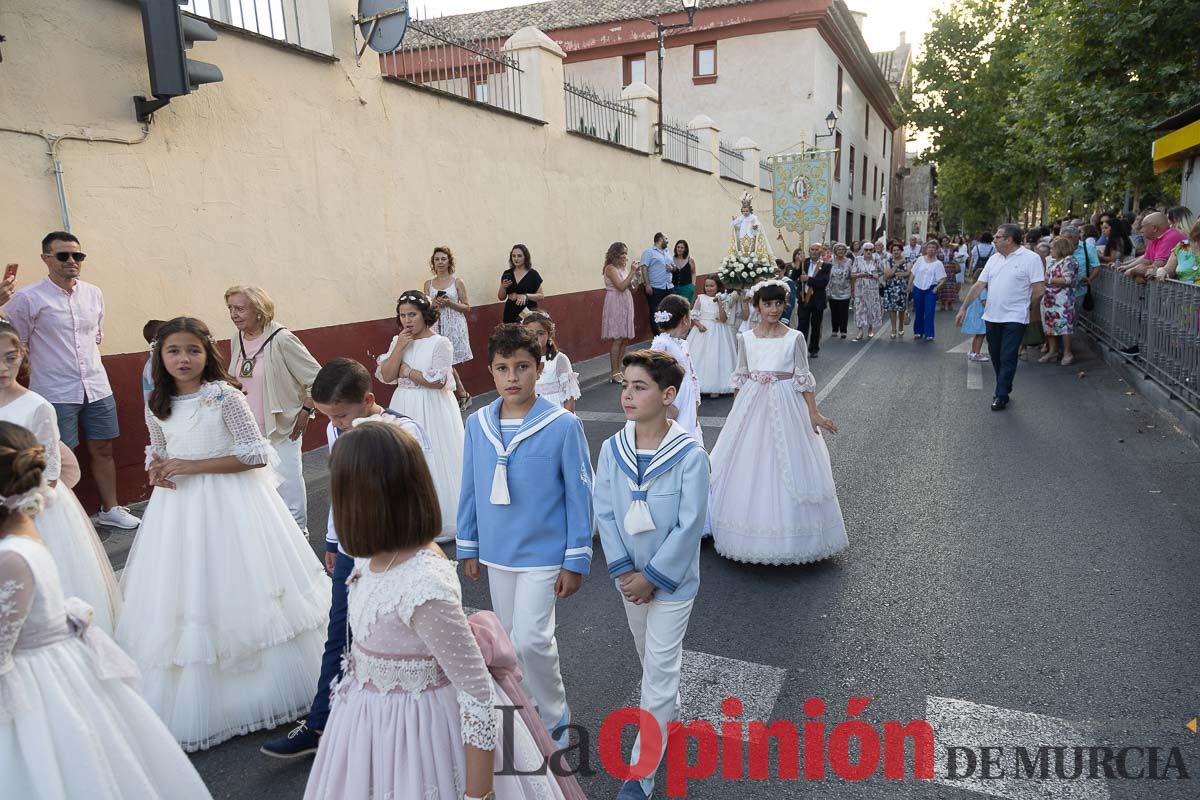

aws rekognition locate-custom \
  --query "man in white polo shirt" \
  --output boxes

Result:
[956,224,1045,411]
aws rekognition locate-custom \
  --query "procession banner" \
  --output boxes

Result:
[767,151,834,235]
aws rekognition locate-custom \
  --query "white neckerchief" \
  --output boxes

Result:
[475,397,569,505]
[610,420,700,534]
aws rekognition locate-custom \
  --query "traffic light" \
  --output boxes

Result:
[135,1,224,122]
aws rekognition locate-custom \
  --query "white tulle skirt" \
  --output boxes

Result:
[115,467,330,751]
[387,385,464,540]
[0,636,212,799]
[687,323,737,394]
[36,482,121,634]
[305,679,563,800]
[709,379,848,564]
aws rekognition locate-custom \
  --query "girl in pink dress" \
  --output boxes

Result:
[304,422,581,800]
[601,241,637,382]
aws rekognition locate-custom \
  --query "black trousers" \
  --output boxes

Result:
[828,298,850,335]
[795,300,825,353]
[647,287,671,333]
[985,321,1026,401]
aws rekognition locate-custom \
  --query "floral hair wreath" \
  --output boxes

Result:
[653,309,674,324]
[749,278,789,298]
[397,291,431,308]
[1,485,50,518]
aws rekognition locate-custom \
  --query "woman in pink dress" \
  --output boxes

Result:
[304,422,580,800]
[601,241,637,383]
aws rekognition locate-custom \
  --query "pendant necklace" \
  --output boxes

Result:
[238,329,278,378]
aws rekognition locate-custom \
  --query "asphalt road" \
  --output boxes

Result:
[100,308,1200,799]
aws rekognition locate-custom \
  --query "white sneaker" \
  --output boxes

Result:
[96,505,141,529]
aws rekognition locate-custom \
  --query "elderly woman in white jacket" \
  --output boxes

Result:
[225,284,321,533]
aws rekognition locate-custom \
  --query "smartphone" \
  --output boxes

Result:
[3,264,17,282]
[435,290,448,298]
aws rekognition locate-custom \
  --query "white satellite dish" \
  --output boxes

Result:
[355,0,410,58]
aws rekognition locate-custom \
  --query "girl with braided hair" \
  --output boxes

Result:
[0,322,119,634]
[0,421,212,798]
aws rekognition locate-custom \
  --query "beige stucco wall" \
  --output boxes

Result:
[563,28,893,243]
[0,0,781,356]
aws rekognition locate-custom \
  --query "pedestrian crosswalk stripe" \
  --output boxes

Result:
[926,695,1111,799]
[625,650,787,743]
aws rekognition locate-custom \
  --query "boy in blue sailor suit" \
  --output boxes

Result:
[457,324,593,747]
[595,350,710,800]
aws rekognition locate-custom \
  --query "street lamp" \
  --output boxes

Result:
[814,110,838,146]
[646,0,701,155]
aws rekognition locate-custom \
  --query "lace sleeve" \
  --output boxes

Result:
[218,385,275,466]
[409,598,497,751]
[422,336,453,385]
[0,550,34,721]
[730,333,749,389]
[144,405,168,469]
[792,334,817,394]
[555,353,581,400]
[374,335,401,385]
[27,401,61,482]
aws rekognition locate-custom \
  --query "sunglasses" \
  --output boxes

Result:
[48,252,87,263]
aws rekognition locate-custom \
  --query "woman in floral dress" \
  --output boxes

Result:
[851,242,883,340]
[937,237,960,309]
[1040,236,1078,366]
[881,242,911,338]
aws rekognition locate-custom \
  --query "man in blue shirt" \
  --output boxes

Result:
[640,232,673,333]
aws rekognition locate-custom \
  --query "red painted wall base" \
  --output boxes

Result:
[75,287,652,510]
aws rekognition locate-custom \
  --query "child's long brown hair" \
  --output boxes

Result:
[148,317,241,420]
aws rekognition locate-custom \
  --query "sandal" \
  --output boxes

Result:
[889,333,897,340]
[853,335,864,342]
[1060,355,1075,367]
[1037,352,1059,363]
[610,372,623,384]
[457,393,472,411]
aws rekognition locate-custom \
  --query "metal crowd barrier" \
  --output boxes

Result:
[1081,266,1200,414]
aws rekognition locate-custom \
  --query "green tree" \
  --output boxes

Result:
[909,0,1200,226]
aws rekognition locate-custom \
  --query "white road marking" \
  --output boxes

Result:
[947,338,975,354]
[625,650,787,743]
[815,331,887,404]
[576,410,727,428]
[967,358,983,391]
[926,696,1111,800]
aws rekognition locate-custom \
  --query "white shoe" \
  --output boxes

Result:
[96,505,141,529]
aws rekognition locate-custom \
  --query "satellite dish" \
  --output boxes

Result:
[355,0,410,55]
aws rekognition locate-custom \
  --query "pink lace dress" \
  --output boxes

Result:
[0,535,211,798]
[304,550,567,800]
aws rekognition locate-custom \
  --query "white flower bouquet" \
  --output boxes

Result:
[718,252,776,292]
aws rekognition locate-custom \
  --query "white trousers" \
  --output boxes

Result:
[272,436,308,533]
[622,596,695,796]
[487,566,567,734]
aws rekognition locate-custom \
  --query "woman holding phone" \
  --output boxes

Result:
[496,244,543,324]
[424,246,472,409]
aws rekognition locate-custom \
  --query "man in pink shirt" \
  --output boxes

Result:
[5,232,140,529]
[1121,212,1184,282]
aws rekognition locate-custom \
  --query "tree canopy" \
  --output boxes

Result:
[906,0,1200,231]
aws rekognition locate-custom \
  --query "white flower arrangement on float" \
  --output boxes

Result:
[718,251,776,292]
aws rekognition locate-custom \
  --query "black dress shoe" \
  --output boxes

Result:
[809,351,819,359]
[991,398,1008,411]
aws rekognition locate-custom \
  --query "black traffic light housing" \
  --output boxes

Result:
[135,0,224,122]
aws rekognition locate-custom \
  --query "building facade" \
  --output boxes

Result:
[398,0,904,246]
